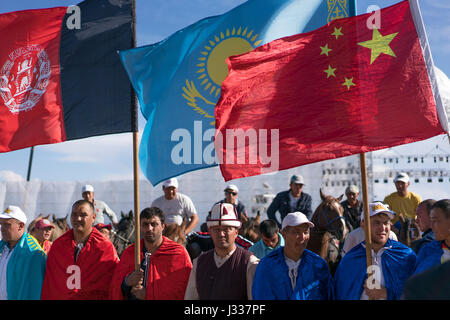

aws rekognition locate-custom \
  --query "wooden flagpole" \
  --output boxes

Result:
[359,153,373,293]
[133,132,140,271]
[130,0,140,271]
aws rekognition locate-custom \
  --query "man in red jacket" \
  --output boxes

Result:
[41,200,119,300]
[110,207,192,300]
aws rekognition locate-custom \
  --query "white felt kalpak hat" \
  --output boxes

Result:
[207,202,241,228]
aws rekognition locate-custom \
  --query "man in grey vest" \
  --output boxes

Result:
[184,202,259,300]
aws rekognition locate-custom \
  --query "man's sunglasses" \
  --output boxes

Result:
[225,191,238,196]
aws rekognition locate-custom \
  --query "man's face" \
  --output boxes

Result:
[282,224,310,255]
[209,225,238,250]
[290,183,303,197]
[262,233,279,248]
[369,214,391,246]
[394,181,409,195]
[163,186,177,200]
[141,216,164,244]
[34,226,53,242]
[415,204,431,232]
[82,191,94,203]
[0,218,24,242]
[430,208,450,241]
[99,228,111,239]
[224,189,238,204]
[346,192,358,206]
[71,203,95,235]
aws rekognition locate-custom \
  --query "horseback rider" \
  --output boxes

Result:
[81,184,119,229]
[267,175,313,228]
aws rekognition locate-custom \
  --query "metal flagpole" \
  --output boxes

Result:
[26,146,34,181]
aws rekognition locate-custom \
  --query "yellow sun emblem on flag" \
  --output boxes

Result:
[183,26,261,126]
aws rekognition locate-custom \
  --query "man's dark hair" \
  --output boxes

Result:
[72,199,95,213]
[431,199,450,219]
[140,207,165,225]
[259,219,279,238]
[420,199,437,215]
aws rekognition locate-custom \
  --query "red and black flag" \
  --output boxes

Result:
[0,0,135,153]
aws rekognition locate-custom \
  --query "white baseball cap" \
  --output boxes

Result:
[224,184,238,193]
[290,175,305,185]
[361,202,395,221]
[281,212,314,231]
[0,205,27,224]
[207,202,241,228]
[82,184,94,193]
[394,172,410,183]
[345,185,359,194]
[163,178,178,189]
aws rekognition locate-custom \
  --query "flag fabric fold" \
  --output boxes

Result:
[119,0,356,186]
[0,0,134,153]
[214,0,448,182]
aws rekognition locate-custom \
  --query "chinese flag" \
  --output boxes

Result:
[215,0,448,181]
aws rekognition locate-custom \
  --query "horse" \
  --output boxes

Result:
[111,210,135,257]
[239,211,261,244]
[306,189,349,275]
[51,214,70,241]
[163,218,187,246]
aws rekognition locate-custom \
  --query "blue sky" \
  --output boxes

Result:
[0,0,449,183]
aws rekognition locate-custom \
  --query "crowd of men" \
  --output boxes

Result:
[0,172,449,300]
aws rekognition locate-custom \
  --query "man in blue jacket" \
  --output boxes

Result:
[334,202,416,300]
[252,212,333,300]
[267,175,312,228]
[413,199,449,275]
[0,205,47,300]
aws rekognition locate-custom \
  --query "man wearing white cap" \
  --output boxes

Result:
[334,202,416,300]
[184,203,259,300]
[81,184,119,229]
[252,212,333,300]
[0,205,47,300]
[267,174,313,228]
[383,172,422,224]
[341,185,363,231]
[212,184,248,220]
[151,178,198,235]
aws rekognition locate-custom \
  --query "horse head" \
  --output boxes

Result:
[311,189,348,241]
[239,211,261,243]
[50,214,69,241]
[163,219,187,246]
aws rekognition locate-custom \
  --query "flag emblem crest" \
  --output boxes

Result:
[0,45,51,114]
[182,26,261,126]
[327,0,349,23]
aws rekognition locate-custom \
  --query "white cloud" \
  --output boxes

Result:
[40,132,143,164]
[0,170,25,182]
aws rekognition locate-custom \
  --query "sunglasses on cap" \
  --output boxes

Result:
[225,191,238,196]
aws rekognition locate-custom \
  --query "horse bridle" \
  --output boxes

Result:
[111,223,135,247]
[316,207,347,235]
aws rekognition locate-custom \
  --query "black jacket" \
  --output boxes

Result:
[267,190,312,228]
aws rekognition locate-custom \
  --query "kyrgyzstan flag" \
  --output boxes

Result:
[0,0,135,153]
[215,0,449,181]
